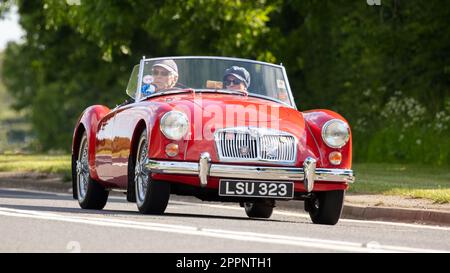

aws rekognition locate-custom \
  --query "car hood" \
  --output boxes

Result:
[150,92,305,135]
[148,92,312,164]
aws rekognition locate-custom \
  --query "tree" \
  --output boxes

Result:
[1,0,449,164]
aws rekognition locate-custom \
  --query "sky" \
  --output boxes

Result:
[0,6,25,51]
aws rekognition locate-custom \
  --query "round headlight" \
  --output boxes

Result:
[321,119,350,148]
[160,111,189,140]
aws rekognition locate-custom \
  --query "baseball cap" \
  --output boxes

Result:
[223,66,250,88]
[152,59,178,76]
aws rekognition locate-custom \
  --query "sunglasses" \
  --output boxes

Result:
[152,69,170,76]
[224,78,242,86]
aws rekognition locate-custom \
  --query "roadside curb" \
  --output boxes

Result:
[0,172,72,193]
[1,172,449,226]
[342,204,450,226]
[275,199,450,226]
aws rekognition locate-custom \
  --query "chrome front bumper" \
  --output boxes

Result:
[145,153,355,193]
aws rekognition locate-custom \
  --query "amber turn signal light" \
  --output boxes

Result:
[165,143,179,157]
[329,151,342,165]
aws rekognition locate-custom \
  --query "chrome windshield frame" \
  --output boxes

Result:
[281,65,297,110]
[134,56,296,107]
[143,56,285,69]
[135,56,146,102]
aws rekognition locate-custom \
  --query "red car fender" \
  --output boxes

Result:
[72,105,111,184]
[128,102,176,162]
[303,109,352,169]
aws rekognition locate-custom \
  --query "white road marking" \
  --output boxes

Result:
[170,200,450,231]
[1,188,450,231]
[0,206,447,253]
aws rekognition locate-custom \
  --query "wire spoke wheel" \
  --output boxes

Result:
[134,130,170,214]
[135,135,149,206]
[73,132,109,210]
[76,136,89,202]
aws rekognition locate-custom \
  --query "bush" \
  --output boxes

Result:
[353,94,450,166]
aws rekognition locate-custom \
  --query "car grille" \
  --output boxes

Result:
[215,127,297,164]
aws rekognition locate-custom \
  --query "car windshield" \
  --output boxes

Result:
[133,57,294,107]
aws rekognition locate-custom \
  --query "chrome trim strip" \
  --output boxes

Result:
[145,159,355,184]
[303,157,317,192]
[199,152,211,187]
[209,165,303,180]
[146,160,199,175]
[315,168,355,182]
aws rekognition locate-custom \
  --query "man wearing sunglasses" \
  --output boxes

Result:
[222,66,250,94]
[151,59,179,93]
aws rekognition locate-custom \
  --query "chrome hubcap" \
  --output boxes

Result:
[76,138,89,201]
[135,137,149,206]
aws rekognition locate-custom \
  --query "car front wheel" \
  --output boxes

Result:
[75,132,109,209]
[305,190,345,225]
[134,130,170,214]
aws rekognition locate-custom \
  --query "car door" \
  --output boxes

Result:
[109,64,141,187]
[110,104,136,187]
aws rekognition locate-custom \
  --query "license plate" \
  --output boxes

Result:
[219,180,294,199]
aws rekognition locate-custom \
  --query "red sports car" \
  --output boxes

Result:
[72,56,354,225]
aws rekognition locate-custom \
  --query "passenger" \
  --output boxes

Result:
[222,66,250,94]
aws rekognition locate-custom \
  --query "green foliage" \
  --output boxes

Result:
[363,127,449,165]
[270,0,450,165]
[0,0,449,166]
[0,50,34,152]
[42,0,277,60]
[0,1,12,19]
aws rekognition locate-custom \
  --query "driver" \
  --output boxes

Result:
[222,66,250,94]
[151,59,179,92]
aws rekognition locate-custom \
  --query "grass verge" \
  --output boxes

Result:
[0,154,71,180]
[351,163,450,204]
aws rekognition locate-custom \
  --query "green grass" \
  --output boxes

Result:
[351,163,450,204]
[0,154,449,203]
[0,154,71,177]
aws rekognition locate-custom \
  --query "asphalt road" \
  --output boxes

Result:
[0,188,449,253]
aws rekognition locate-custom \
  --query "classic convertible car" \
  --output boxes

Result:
[72,56,354,225]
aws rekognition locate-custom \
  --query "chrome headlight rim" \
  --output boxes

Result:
[159,111,190,141]
[321,119,350,148]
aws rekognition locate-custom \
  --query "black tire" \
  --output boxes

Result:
[244,200,274,219]
[126,155,136,202]
[134,130,170,214]
[306,190,345,225]
[74,132,109,210]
